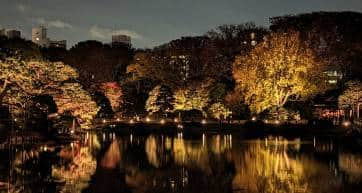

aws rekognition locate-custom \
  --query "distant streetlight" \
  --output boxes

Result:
[160,119,165,124]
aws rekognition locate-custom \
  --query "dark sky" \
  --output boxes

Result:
[1,0,361,48]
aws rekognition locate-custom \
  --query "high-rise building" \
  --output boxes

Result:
[111,34,131,47]
[6,30,21,39]
[32,26,49,47]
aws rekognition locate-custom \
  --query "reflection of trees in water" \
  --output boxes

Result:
[145,134,232,173]
[125,134,234,193]
[5,146,58,193]
[231,138,344,193]
[52,143,96,193]
[339,153,362,183]
[100,139,121,169]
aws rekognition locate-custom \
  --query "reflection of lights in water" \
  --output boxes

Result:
[265,138,268,147]
[52,146,96,192]
[146,117,151,122]
[177,124,184,129]
[103,133,106,141]
[170,180,175,189]
[165,137,172,150]
[313,137,316,148]
[100,139,121,169]
[229,134,232,148]
[129,119,135,124]
[275,120,280,124]
[145,135,160,167]
[174,118,179,123]
[130,134,133,144]
[116,118,121,122]
[342,121,351,127]
[70,130,75,134]
[178,132,183,139]
[102,119,106,123]
[202,133,206,147]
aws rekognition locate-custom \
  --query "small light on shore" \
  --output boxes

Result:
[201,119,207,124]
[275,120,280,124]
[146,117,151,122]
[14,118,17,122]
[177,124,184,129]
[342,121,351,127]
[102,119,106,123]
[129,119,135,124]
[160,119,165,124]
[251,116,257,121]
[116,118,121,122]
[70,130,75,134]
[174,118,179,123]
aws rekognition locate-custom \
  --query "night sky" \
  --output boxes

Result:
[1,0,362,48]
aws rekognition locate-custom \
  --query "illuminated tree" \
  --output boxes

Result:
[0,57,77,108]
[99,82,123,112]
[0,57,99,128]
[145,85,174,115]
[208,102,232,120]
[52,83,99,129]
[338,80,362,119]
[233,31,325,115]
[173,82,210,114]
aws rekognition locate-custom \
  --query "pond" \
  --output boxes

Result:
[0,130,362,193]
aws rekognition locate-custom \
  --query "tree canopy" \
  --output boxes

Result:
[232,31,326,115]
[0,57,99,128]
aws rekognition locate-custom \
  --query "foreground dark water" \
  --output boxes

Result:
[1,130,362,193]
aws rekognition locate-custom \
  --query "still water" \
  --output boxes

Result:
[1,131,362,193]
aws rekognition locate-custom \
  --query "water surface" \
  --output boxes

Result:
[1,131,362,193]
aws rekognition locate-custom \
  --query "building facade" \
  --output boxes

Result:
[49,40,67,49]
[111,34,131,47]
[32,26,49,47]
[32,26,66,48]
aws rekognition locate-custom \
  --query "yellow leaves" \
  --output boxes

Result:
[232,31,325,114]
[173,84,209,113]
[100,82,123,112]
[209,102,232,120]
[1,57,98,129]
[54,83,99,129]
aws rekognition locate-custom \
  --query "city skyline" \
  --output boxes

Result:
[1,0,362,48]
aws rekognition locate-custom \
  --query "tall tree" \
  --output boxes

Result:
[232,31,326,115]
[145,85,174,115]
